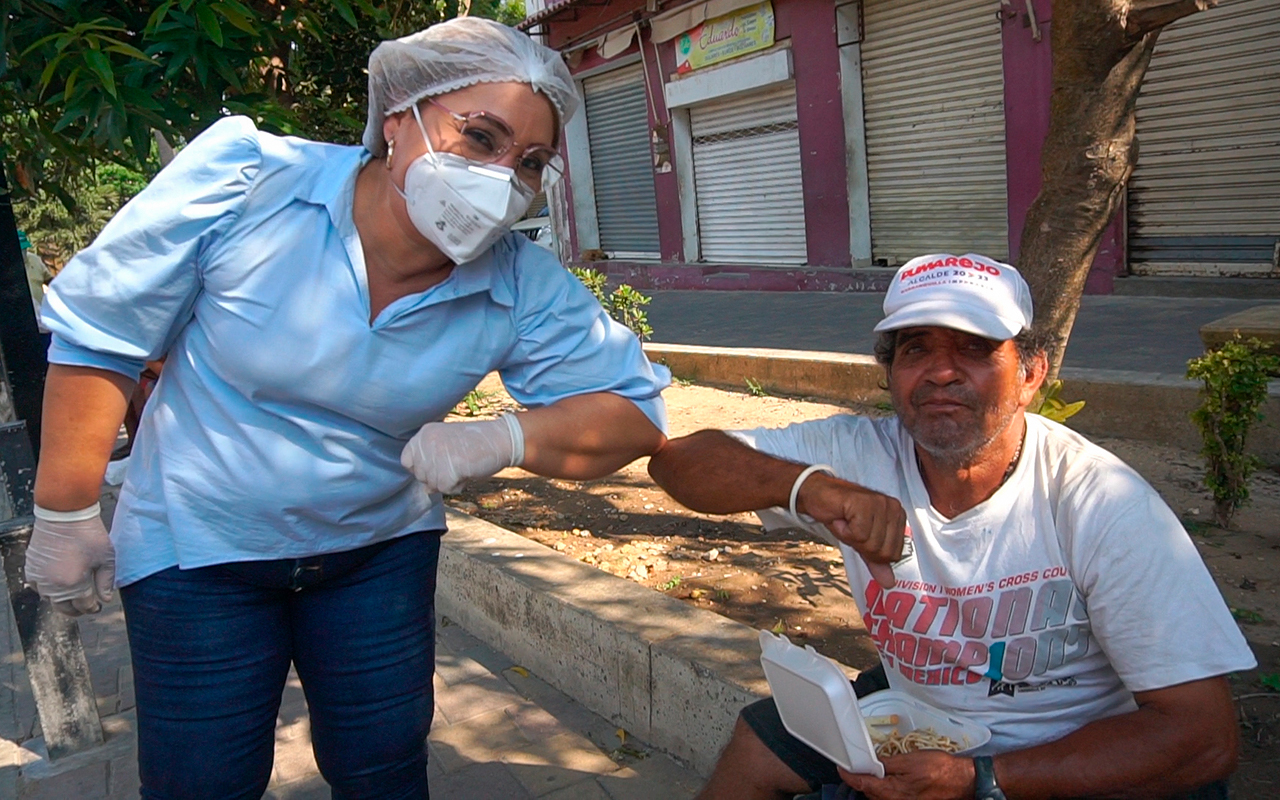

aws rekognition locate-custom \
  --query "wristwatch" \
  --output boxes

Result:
[973,756,1008,800]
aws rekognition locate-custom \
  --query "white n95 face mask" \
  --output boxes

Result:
[395,104,535,264]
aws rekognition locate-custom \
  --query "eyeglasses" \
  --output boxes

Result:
[426,98,564,191]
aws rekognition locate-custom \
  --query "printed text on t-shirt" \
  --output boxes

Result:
[863,573,1091,688]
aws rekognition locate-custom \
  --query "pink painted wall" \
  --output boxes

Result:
[1001,0,1123,293]
[549,0,1136,292]
[567,30,690,261]
[561,0,852,268]
[602,261,893,292]
[558,142,581,261]
[647,33,688,261]
[562,45,634,261]
[549,0,647,49]
[567,35,683,260]
[778,0,853,268]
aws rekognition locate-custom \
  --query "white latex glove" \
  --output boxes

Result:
[401,414,525,495]
[25,503,116,616]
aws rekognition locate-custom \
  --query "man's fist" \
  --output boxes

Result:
[796,472,906,588]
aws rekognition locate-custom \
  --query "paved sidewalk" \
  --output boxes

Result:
[644,291,1280,374]
[426,619,701,800]
[1,590,702,799]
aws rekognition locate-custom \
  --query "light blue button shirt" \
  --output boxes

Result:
[43,116,670,587]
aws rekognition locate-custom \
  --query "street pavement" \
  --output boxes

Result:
[644,291,1280,374]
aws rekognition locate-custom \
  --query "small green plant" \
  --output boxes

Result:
[609,284,655,341]
[658,576,682,591]
[452,389,496,418]
[1029,380,1085,424]
[714,588,731,601]
[1231,607,1266,625]
[571,267,654,340]
[1187,338,1280,527]
[1261,673,1280,692]
[573,266,608,297]
[745,377,767,397]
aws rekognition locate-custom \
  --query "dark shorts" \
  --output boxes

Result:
[740,664,1230,800]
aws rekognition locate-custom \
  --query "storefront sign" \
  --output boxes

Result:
[675,1,775,74]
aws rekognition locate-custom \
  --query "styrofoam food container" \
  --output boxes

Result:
[759,631,991,777]
[759,630,884,776]
[858,690,990,755]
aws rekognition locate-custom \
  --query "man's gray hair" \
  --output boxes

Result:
[873,327,1052,375]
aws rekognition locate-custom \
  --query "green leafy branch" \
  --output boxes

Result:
[3,0,521,207]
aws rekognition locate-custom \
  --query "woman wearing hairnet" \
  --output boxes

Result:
[28,18,668,799]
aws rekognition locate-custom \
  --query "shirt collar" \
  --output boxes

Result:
[453,237,517,308]
[303,146,516,310]
[407,238,516,311]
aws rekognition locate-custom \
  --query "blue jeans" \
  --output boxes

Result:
[120,531,442,800]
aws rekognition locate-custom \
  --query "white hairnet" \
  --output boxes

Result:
[363,17,580,157]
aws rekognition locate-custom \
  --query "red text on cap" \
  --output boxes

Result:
[900,257,1001,281]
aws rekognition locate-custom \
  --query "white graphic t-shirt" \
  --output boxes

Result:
[732,413,1256,754]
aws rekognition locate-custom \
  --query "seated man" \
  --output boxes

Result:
[648,253,1255,800]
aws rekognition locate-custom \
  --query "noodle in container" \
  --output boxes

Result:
[759,631,991,776]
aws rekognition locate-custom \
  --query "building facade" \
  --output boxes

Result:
[522,0,1279,292]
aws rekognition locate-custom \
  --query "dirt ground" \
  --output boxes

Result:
[448,375,1280,797]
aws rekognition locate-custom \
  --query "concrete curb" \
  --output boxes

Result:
[643,343,1280,464]
[436,509,771,777]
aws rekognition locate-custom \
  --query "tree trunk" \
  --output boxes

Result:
[1018,0,1216,383]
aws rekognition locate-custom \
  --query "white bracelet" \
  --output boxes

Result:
[502,413,525,468]
[789,464,835,521]
[33,502,102,523]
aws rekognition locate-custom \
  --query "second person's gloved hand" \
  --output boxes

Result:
[25,503,116,616]
[401,413,525,494]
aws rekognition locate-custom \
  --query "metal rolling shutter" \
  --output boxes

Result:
[582,64,661,257]
[690,82,807,264]
[1129,0,1280,276]
[861,0,1008,265]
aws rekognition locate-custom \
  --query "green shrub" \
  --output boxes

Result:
[570,267,654,341]
[1186,337,1280,527]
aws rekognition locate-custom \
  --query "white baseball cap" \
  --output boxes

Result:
[873,253,1034,341]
